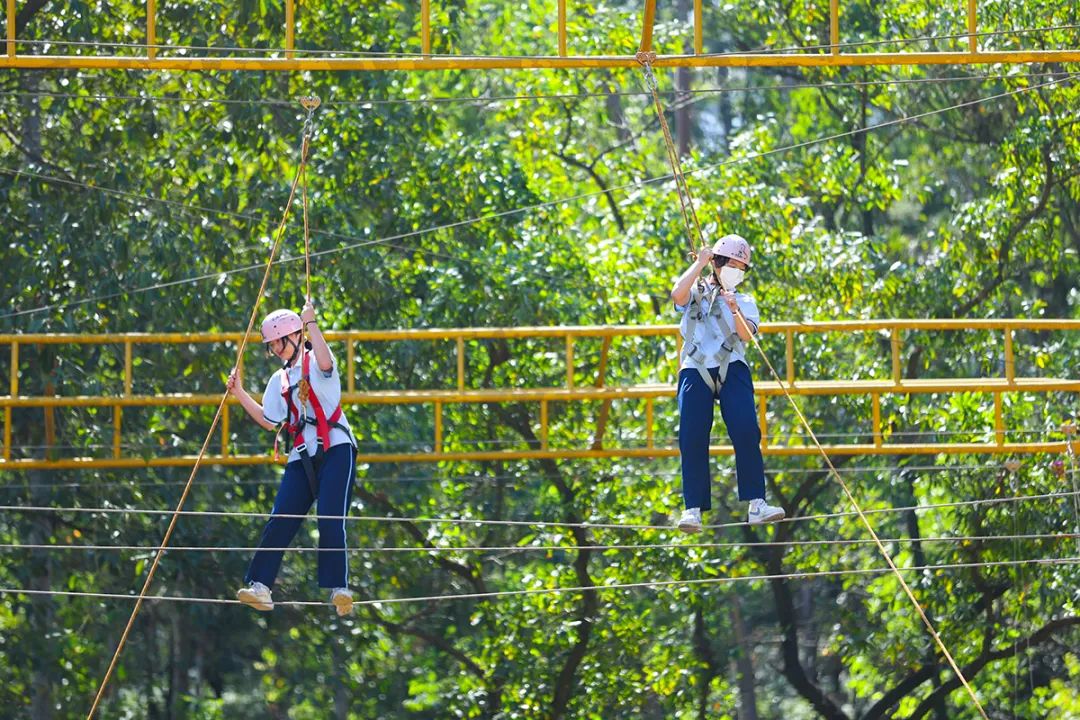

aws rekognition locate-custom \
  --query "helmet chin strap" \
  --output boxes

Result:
[282,336,302,369]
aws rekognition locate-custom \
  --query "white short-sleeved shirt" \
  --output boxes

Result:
[675,281,760,371]
[262,350,355,463]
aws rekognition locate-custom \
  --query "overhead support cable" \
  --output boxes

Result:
[3,73,1074,323]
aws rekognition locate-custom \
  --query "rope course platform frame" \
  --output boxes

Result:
[3,0,1080,71]
[1,320,1078,470]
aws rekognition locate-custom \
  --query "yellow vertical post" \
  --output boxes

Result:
[785,329,795,385]
[557,0,567,56]
[147,0,156,60]
[421,0,431,55]
[285,0,295,59]
[540,400,549,450]
[113,407,122,459]
[693,0,703,54]
[639,0,656,53]
[9,342,17,392]
[116,340,132,460]
[967,0,977,53]
[6,0,15,58]
[4,341,16,460]
[124,341,133,396]
[221,405,230,456]
[891,328,901,384]
[457,337,465,391]
[565,336,574,389]
[758,395,767,449]
[872,394,882,447]
[994,393,1004,446]
[346,341,355,393]
[434,402,443,453]
[645,398,654,449]
[42,346,55,460]
[1004,329,1015,383]
[117,341,129,459]
[829,0,839,55]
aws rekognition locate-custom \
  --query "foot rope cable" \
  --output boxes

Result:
[635,53,991,718]
[84,97,320,720]
[4,486,1079,532]
[4,556,1078,609]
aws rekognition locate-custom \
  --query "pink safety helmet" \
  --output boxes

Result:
[260,309,303,344]
[712,233,752,267]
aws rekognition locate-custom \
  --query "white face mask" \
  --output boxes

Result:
[718,266,745,290]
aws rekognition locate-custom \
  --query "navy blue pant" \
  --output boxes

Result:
[245,443,356,589]
[677,361,765,511]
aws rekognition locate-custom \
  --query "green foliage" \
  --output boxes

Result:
[2,0,1080,718]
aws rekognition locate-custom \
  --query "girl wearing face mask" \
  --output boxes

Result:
[225,300,357,616]
[669,233,785,532]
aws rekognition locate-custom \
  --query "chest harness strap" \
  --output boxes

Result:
[680,284,740,397]
[276,350,353,497]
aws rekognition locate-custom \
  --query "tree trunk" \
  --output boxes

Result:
[20,71,42,161]
[692,604,718,719]
[731,598,760,720]
[27,488,55,720]
[605,74,631,144]
[902,471,949,720]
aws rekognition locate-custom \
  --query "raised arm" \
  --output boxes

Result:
[300,300,333,374]
[670,245,713,307]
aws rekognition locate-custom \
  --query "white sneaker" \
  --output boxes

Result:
[748,499,785,525]
[237,581,274,611]
[677,507,703,534]
[330,587,354,617]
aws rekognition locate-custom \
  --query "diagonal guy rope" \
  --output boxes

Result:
[84,104,317,720]
[636,55,992,718]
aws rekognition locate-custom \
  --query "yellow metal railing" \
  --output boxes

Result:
[3,0,1080,71]
[1,320,1078,469]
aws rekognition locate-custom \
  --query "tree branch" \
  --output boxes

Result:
[550,148,626,232]
[352,486,486,595]
[764,547,851,720]
[15,0,51,33]
[907,616,1080,720]
[496,403,597,720]
[953,143,1055,318]
[0,123,76,182]
[362,602,487,679]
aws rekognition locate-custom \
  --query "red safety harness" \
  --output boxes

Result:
[276,350,352,496]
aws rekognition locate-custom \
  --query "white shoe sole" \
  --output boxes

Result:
[332,593,354,617]
[237,589,274,612]
[748,510,785,525]
[677,521,703,534]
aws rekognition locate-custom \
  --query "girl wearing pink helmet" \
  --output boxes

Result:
[226,300,357,616]
[670,233,785,532]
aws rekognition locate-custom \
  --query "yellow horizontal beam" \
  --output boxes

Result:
[1,441,1077,470]
[2,50,1080,71]
[3,377,1078,408]
[2,319,1079,345]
